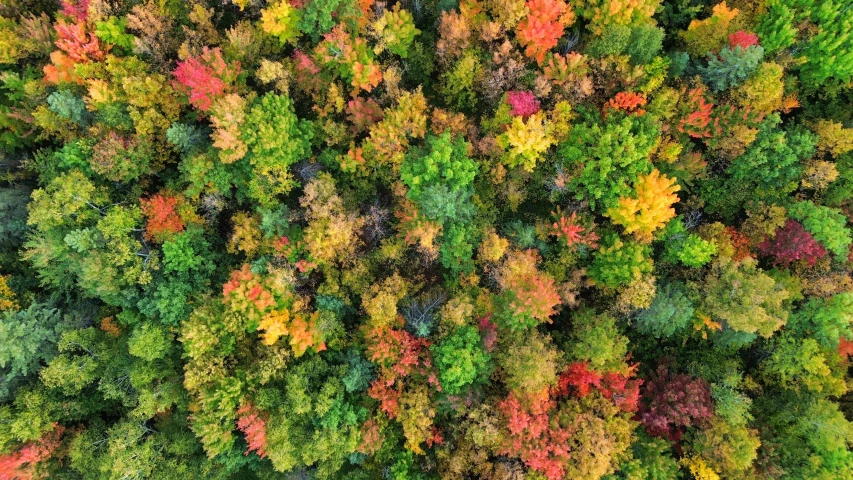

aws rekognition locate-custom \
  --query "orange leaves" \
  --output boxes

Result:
[258,309,326,355]
[55,20,107,63]
[498,249,562,326]
[140,193,184,242]
[0,424,64,480]
[350,60,383,93]
[223,265,325,357]
[678,86,714,138]
[606,91,647,116]
[516,0,575,64]
[43,51,84,85]
[497,389,571,480]
[606,169,680,241]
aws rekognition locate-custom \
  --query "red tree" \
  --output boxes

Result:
[758,219,827,267]
[506,91,541,118]
[497,390,572,480]
[729,31,759,50]
[0,425,64,480]
[173,47,241,112]
[638,365,713,441]
[236,404,268,458]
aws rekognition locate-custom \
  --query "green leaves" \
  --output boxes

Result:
[431,326,490,395]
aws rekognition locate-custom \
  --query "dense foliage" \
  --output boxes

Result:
[1,1,852,479]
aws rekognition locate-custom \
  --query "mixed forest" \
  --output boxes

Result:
[2,0,853,479]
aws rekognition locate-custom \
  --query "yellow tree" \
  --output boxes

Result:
[606,169,680,243]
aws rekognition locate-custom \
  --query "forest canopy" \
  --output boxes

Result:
[1,0,853,479]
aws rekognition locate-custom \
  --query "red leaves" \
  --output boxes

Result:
[758,219,827,267]
[557,362,642,413]
[236,404,268,458]
[550,212,599,249]
[478,314,498,352]
[55,20,107,63]
[173,47,241,112]
[60,0,90,22]
[366,326,433,418]
[638,365,713,440]
[497,389,571,480]
[678,87,714,139]
[506,91,541,118]
[0,424,64,480]
[729,31,759,50]
[140,193,185,243]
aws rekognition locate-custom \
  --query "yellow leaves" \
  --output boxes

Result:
[694,313,722,340]
[259,309,291,346]
[813,119,853,158]
[681,455,721,480]
[362,273,409,328]
[398,384,436,455]
[606,169,680,242]
[497,112,556,172]
[300,174,366,265]
[478,229,510,263]
[260,0,301,45]
[227,212,262,256]
[210,93,248,163]
[0,274,18,312]
[681,1,740,56]
[258,309,326,356]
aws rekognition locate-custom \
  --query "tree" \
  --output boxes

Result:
[606,169,680,242]
[758,219,827,267]
[700,258,789,339]
[558,112,658,210]
[635,283,694,338]
[761,336,846,396]
[788,201,852,258]
[516,0,576,63]
[639,365,714,439]
[431,326,490,396]
[494,249,562,330]
[173,47,240,112]
[589,234,654,289]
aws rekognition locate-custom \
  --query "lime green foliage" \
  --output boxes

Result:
[788,293,853,350]
[401,133,477,204]
[788,201,852,257]
[95,17,136,51]
[431,326,490,395]
[701,258,789,339]
[589,234,654,288]
[755,2,797,55]
[661,219,717,267]
[559,112,658,210]
[264,356,365,476]
[761,336,846,396]
[440,50,482,110]
[241,93,314,204]
[799,0,853,88]
[127,324,171,362]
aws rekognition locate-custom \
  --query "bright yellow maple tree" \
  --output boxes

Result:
[606,169,680,242]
